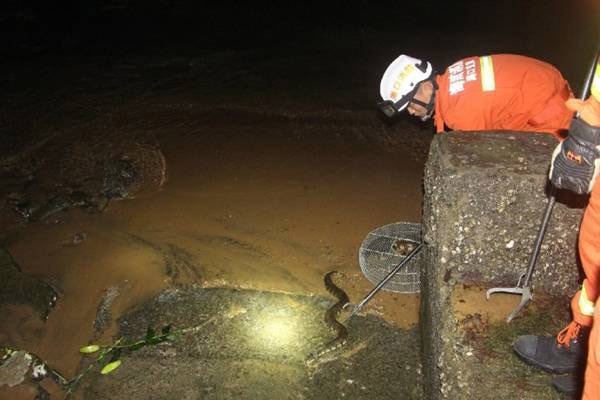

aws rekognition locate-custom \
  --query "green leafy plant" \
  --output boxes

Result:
[1,313,226,399]
[63,324,177,398]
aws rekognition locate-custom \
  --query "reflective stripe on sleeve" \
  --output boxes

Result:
[480,56,496,92]
[592,62,600,102]
[579,285,596,317]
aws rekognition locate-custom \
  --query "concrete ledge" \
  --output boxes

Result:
[421,132,585,399]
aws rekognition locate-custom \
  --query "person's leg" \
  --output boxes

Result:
[513,180,600,374]
[573,179,600,326]
[583,304,600,399]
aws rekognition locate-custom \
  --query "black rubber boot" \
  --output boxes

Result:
[513,323,589,374]
[552,374,583,398]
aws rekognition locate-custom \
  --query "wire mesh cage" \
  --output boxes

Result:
[358,222,422,293]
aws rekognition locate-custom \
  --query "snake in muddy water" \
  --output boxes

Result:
[305,271,350,367]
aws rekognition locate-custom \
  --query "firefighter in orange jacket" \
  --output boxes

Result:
[514,60,600,398]
[378,54,573,139]
[378,53,598,396]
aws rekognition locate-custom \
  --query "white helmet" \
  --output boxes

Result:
[378,55,434,117]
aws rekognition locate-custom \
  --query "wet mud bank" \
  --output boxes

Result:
[82,288,422,400]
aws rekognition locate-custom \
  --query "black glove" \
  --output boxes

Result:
[549,117,600,194]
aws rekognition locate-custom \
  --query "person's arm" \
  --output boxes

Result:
[549,64,600,194]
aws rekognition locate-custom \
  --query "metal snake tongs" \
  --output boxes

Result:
[486,47,600,323]
[343,243,424,323]
[486,193,556,322]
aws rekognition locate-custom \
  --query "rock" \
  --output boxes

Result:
[98,143,167,201]
[1,137,167,224]
[0,347,67,399]
[93,286,120,335]
[0,350,32,388]
[15,194,81,222]
[0,248,58,320]
[421,132,585,400]
[72,232,87,245]
[103,157,140,200]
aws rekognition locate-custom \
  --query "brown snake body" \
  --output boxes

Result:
[305,271,349,367]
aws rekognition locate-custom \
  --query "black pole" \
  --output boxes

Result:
[346,243,423,322]
[525,48,599,288]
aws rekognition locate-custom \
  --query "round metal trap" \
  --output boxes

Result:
[358,222,422,293]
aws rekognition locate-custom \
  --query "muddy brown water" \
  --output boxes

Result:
[1,102,430,396]
[0,112,527,398]
[0,51,525,399]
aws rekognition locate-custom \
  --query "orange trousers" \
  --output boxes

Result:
[572,177,600,327]
[562,70,600,398]
[579,94,600,399]
[584,299,600,399]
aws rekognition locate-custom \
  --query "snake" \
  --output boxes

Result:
[305,271,350,367]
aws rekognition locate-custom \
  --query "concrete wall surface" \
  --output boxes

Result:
[421,132,586,399]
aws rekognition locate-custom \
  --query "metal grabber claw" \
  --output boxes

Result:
[486,194,556,322]
[487,48,599,323]
[485,271,533,322]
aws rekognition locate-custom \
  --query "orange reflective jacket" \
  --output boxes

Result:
[434,54,574,138]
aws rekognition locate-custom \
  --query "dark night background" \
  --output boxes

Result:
[0,2,599,399]
[1,1,598,155]
[1,1,598,89]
